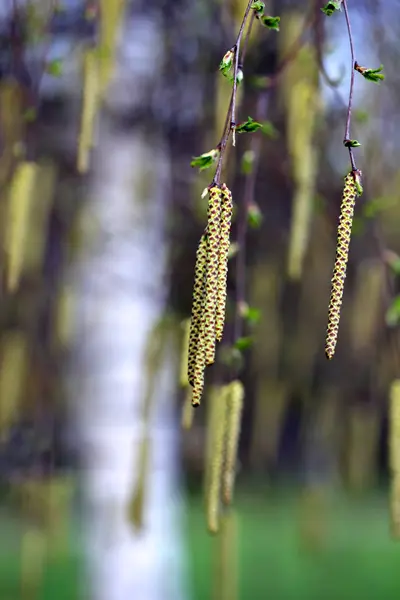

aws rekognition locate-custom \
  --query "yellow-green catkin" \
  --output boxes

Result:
[207,385,229,534]
[188,234,208,395]
[5,162,37,292]
[222,380,244,506]
[203,187,223,365]
[215,184,233,342]
[325,171,362,360]
[77,47,99,174]
[389,380,400,537]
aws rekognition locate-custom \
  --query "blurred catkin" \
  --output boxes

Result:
[207,385,229,534]
[0,332,28,437]
[325,171,362,360]
[77,48,99,174]
[222,381,244,506]
[213,510,238,600]
[5,162,38,292]
[99,0,125,96]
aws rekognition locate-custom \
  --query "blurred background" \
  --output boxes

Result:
[1,0,400,599]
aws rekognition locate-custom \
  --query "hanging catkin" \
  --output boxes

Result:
[188,233,208,388]
[325,171,362,360]
[5,162,38,292]
[207,385,229,534]
[390,380,400,537]
[187,184,233,407]
[222,380,244,506]
[203,187,223,365]
[216,184,233,342]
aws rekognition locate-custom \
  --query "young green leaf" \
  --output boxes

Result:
[386,295,400,327]
[241,150,255,175]
[234,336,254,351]
[251,1,265,14]
[259,15,280,31]
[239,303,261,326]
[355,62,385,84]
[344,139,361,148]
[387,255,400,276]
[235,116,263,134]
[247,202,263,228]
[190,149,219,171]
[262,121,279,138]
[321,1,342,16]
[227,69,244,85]
[219,49,235,77]
[45,59,63,77]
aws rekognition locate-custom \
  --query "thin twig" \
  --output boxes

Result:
[213,0,254,185]
[342,0,357,171]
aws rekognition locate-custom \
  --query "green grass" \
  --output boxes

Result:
[0,509,82,600]
[186,486,400,600]
[1,487,400,600]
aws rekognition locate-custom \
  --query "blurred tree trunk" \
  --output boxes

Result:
[69,12,188,600]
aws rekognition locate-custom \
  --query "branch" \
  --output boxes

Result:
[342,0,357,171]
[213,0,254,185]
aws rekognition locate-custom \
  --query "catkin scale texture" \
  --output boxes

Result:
[188,234,208,387]
[216,184,233,342]
[203,187,223,365]
[325,173,357,360]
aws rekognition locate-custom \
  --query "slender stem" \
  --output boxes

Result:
[342,0,357,171]
[213,0,254,185]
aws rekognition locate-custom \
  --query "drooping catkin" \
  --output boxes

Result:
[188,233,208,387]
[389,380,400,537]
[325,171,362,360]
[5,162,38,292]
[222,380,244,506]
[203,187,223,365]
[207,385,229,534]
[215,184,233,342]
[213,510,238,600]
[191,348,206,408]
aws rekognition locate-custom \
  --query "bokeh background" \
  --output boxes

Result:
[1,0,400,599]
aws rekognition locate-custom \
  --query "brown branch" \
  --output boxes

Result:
[342,0,357,171]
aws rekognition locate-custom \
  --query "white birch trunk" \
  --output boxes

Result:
[70,115,188,600]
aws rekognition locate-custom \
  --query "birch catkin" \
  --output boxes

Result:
[325,171,362,360]
[188,233,208,387]
[203,187,223,365]
[216,184,233,342]
[207,385,229,534]
[222,380,244,506]
[187,184,233,407]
